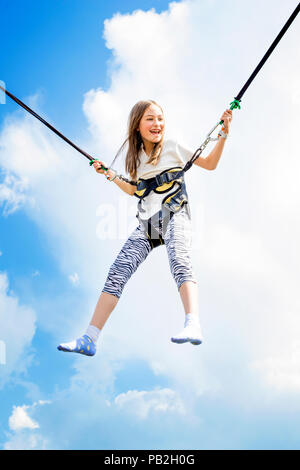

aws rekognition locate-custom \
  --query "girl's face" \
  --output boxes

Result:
[137,104,165,147]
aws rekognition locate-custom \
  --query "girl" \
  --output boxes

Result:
[58,100,232,356]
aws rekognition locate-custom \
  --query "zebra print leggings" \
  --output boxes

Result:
[102,205,197,299]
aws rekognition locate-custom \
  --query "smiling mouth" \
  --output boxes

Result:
[150,130,161,135]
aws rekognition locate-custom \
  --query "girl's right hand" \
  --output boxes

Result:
[93,160,107,174]
[93,160,116,181]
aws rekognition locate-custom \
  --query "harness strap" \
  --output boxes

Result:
[134,167,184,199]
[137,208,175,249]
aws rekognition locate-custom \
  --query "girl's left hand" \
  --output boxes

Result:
[220,109,233,133]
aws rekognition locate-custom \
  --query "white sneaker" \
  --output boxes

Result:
[171,315,203,345]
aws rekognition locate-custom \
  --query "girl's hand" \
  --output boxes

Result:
[220,109,233,133]
[92,160,107,174]
[93,160,116,181]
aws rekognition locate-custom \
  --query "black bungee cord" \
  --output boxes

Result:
[0,84,95,164]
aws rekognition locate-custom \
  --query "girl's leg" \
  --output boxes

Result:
[89,292,119,330]
[179,280,199,316]
[58,223,153,355]
[164,206,203,345]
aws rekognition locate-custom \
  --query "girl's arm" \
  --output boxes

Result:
[193,109,233,171]
[110,171,137,196]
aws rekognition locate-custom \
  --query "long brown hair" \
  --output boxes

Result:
[113,100,164,182]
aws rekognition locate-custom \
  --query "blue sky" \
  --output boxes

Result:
[1,0,300,450]
[0,0,169,135]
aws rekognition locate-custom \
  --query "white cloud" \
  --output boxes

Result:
[253,341,300,393]
[9,405,39,431]
[4,401,51,450]
[0,272,36,387]
[252,339,300,393]
[114,388,186,419]
[3,433,48,450]
[0,171,34,216]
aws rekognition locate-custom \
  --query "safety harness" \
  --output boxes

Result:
[133,166,189,248]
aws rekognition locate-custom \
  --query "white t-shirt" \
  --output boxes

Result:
[136,139,194,220]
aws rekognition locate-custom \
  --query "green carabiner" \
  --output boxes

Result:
[230,98,241,110]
